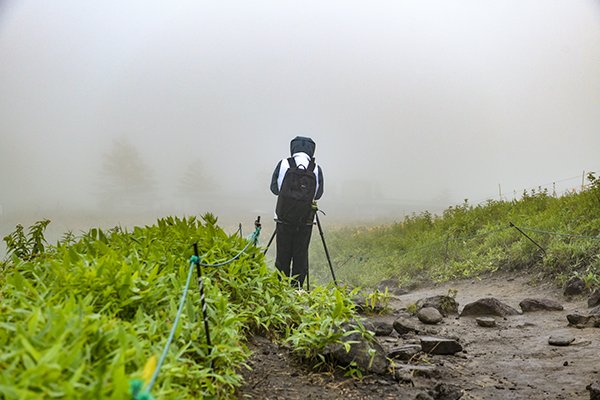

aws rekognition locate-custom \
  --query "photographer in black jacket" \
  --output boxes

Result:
[270,136,324,288]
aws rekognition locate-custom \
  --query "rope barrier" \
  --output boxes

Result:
[130,225,261,400]
[195,228,261,267]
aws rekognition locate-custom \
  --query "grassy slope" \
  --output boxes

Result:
[0,215,365,399]
[310,181,600,289]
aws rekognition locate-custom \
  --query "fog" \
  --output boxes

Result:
[1,0,600,241]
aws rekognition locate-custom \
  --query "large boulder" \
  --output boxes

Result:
[519,298,564,312]
[460,297,520,317]
[323,323,389,375]
[416,295,459,316]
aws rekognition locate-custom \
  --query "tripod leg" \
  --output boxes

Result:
[315,213,338,286]
[263,226,277,255]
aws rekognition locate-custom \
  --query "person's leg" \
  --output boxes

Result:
[291,224,313,288]
[275,223,293,279]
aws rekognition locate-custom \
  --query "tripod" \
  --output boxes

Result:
[263,207,338,289]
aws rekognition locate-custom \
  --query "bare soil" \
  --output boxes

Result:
[237,272,600,399]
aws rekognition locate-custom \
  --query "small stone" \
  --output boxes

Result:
[548,336,575,346]
[417,307,443,325]
[564,277,586,296]
[476,317,497,327]
[432,382,463,400]
[588,288,600,308]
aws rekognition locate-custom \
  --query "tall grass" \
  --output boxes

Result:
[310,176,600,288]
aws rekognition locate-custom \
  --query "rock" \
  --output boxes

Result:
[590,306,600,316]
[416,295,459,316]
[520,298,564,312]
[376,279,409,296]
[567,313,589,326]
[365,321,394,336]
[460,297,520,317]
[587,381,600,400]
[431,382,463,400]
[564,277,586,296]
[548,335,575,346]
[417,307,444,325]
[393,317,421,335]
[323,323,389,375]
[420,336,463,355]
[476,317,497,327]
[589,289,600,308]
[567,313,600,328]
[387,344,422,361]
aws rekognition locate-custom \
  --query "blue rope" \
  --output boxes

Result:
[131,226,261,399]
[147,258,196,393]
[195,228,261,267]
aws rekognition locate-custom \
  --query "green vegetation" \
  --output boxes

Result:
[310,174,600,288]
[1,215,370,399]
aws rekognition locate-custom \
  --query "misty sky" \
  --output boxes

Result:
[1,0,599,224]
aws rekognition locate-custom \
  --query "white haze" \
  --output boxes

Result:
[1,0,600,242]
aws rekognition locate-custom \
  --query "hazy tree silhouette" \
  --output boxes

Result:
[177,159,219,200]
[98,138,156,210]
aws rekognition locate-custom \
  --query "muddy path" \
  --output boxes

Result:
[237,272,599,399]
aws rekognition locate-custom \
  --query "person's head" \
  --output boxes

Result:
[290,136,316,157]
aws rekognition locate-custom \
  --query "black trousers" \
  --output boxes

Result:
[275,222,313,288]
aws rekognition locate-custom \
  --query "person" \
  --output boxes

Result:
[270,136,324,288]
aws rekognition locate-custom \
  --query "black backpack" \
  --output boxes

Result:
[276,157,317,225]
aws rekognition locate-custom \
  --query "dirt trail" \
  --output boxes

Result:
[238,272,599,399]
